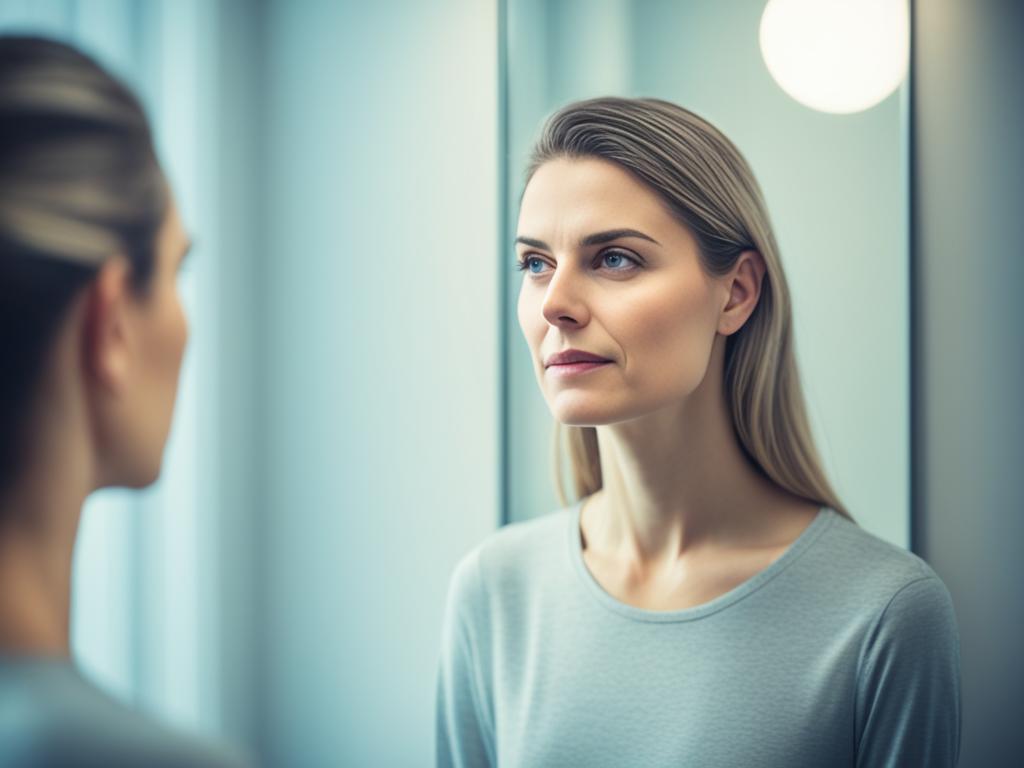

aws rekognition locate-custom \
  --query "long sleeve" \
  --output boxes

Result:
[436,549,495,768]
[854,575,962,767]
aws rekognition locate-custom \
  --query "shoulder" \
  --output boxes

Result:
[0,664,247,768]
[444,507,572,620]
[843,521,962,760]
[868,572,958,643]
[809,512,960,667]
[814,510,952,607]
[456,507,569,584]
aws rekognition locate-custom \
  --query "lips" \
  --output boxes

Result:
[544,349,612,367]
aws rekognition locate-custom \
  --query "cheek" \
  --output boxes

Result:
[151,287,188,382]
[618,279,718,388]
[171,295,188,366]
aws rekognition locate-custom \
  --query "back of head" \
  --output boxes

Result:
[0,36,167,494]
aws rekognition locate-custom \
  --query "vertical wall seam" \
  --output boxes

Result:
[498,0,510,528]
[907,0,922,555]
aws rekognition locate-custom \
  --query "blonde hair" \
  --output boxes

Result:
[527,97,851,521]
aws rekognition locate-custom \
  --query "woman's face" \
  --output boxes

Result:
[516,156,729,427]
[114,194,191,486]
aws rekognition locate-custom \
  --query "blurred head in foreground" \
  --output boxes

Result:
[0,35,190,506]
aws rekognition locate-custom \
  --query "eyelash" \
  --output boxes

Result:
[515,249,641,275]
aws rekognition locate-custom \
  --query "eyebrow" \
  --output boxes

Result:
[514,228,661,250]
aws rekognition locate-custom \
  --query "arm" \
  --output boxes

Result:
[854,575,962,768]
[436,550,495,768]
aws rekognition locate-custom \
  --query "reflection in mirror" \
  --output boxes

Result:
[504,0,909,550]
[436,2,959,767]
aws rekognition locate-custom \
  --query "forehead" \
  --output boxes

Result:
[517,156,675,239]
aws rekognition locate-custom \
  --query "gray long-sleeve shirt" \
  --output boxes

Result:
[436,501,961,767]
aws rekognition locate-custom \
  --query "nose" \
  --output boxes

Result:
[541,263,590,329]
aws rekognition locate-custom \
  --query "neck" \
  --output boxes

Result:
[0,338,94,657]
[0,488,88,658]
[0,443,92,656]
[585,335,807,563]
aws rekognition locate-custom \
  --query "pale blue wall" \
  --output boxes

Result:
[259,1,501,764]
[505,0,909,548]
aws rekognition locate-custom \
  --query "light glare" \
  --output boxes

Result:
[759,0,909,114]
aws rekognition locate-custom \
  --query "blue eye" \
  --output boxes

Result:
[515,256,549,274]
[600,250,639,271]
[515,250,640,275]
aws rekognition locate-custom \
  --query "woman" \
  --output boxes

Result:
[0,36,244,766]
[437,97,960,767]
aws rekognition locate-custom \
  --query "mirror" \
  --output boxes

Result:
[503,0,910,549]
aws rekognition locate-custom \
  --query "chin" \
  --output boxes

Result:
[120,458,163,489]
[549,389,670,427]
[549,395,629,427]
[138,468,162,489]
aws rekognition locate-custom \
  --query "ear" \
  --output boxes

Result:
[718,250,766,336]
[83,257,134,396]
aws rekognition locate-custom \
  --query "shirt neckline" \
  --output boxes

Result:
[566,497,837,623]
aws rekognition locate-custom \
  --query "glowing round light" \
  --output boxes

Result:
[759,0,909,114]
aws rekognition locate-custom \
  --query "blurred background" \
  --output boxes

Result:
[0,0,1019,766]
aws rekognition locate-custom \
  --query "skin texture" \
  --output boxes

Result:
[516,157,820,611]
[0,194,190,654]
